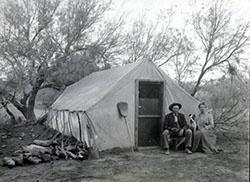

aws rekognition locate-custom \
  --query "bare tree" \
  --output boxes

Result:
[197,71,249,125]
[0,0,123,122]
[167,26,199,84]
[171,53,198,85]
[191,0,249,96]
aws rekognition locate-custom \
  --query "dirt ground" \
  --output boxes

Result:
[0,122,249,182]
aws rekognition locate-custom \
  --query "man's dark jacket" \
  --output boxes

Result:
[163,112,188,132]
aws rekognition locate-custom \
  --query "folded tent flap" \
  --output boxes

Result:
[81,111,99,148]
[46,109,99,149]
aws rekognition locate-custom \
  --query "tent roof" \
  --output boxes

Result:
[51,61,143,111]
[51,60,199,112]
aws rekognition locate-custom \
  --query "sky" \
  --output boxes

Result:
[111,0,250,23]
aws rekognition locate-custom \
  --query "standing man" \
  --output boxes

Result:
[162,102,192,155]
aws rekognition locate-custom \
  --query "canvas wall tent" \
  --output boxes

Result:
[47,60,200,150]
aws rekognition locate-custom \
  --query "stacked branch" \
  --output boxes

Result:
[2,133,88,168]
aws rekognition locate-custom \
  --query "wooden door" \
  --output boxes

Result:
[135,80,164,147]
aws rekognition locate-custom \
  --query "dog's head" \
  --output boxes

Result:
[189,114,196,121]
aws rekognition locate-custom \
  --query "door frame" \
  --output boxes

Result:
[134,79,166,149]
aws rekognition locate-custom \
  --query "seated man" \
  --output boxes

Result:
[162,102,192,155]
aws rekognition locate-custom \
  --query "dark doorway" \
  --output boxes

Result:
[135,80,164,147]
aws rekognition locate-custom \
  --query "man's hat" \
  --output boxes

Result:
[169,102,182,111]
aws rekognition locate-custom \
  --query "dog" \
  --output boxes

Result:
[189,114,197,133]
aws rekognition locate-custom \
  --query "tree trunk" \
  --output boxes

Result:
[191,70,206,96]
[8,77,45,122]
[26,104,36,122]
[191,83,200,97]
[26,77,45,122]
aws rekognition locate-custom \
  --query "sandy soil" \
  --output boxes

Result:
[0,123,249,182]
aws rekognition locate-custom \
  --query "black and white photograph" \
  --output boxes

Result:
[0,0,249,181]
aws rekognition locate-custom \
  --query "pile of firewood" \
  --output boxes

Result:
[2,133,89,168]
